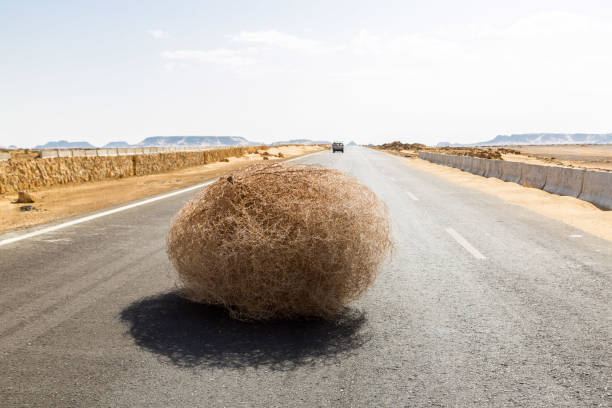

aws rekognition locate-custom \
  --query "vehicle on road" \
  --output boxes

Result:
[332,142,344,153]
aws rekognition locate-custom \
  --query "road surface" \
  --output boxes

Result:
[1,147,610,407]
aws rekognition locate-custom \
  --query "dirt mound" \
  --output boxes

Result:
[167,163,392,320]
[374,142,521,160]
[433,147,507,159]
[379,141,427,151]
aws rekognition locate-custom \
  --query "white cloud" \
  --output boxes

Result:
[147,29,168,39]
[160,49,255,70]
[231,30,330,54]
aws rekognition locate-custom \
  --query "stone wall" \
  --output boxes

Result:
[0,146,259,194]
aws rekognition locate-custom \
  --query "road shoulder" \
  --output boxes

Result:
[404,157,612,242]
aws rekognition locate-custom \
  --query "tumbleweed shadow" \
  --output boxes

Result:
[120,291,369,370]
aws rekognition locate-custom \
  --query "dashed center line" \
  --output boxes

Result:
[406,192,419,201]
[446,228,486,260]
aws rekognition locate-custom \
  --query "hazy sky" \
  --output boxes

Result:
[2,0,612,147]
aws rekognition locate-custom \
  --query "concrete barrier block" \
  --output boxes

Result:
[40,150,59,159]
[519,163,547,189]
[0,152,10,161]
[578,170,612,210]
[460,156,473,171]
[83,149,97,157]
[501,161,522,183]
[57,149,73,157]
[543,166,585,197]
[471,158,486,176]
[117,148,129,156]
[484,159,503,178]
[452,155,461,168]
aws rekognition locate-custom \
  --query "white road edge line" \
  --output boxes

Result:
[445,228,486,260]
[0,180,216,248]
[0,150,325,248]
[407,192,419,201]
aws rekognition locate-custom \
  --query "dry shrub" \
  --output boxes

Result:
[167,163,392,320]
[17,191,35,203]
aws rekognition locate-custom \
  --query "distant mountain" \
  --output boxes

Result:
[31,135,331,150]
[270,139,331,146]
[35,140,96,149]
[136,136,258,147]
[103,141,132,148]
[347,141,358,146]
[438,133,612,147]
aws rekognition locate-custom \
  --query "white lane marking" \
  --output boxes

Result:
[0,149,327,248]
[569,234,582,238]
[0,180,216,248]
[406,192,419,201]
[446,228,486,260]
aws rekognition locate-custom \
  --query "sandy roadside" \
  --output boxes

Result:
[0,145,324,234]
[377,143,612,172]
[500,152,612,172]
[404,158,612,242]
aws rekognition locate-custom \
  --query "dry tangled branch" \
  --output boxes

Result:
[167,163,392,320]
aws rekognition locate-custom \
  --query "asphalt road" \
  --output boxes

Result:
[1,147,610,407]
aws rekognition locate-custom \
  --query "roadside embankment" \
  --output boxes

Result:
[419,152,612,210]
[0,147,260,194]
[0,145,324,234]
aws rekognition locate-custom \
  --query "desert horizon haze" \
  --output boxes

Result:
[2,1,612,146]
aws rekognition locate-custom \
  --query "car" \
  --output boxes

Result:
[332,142,344,153]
